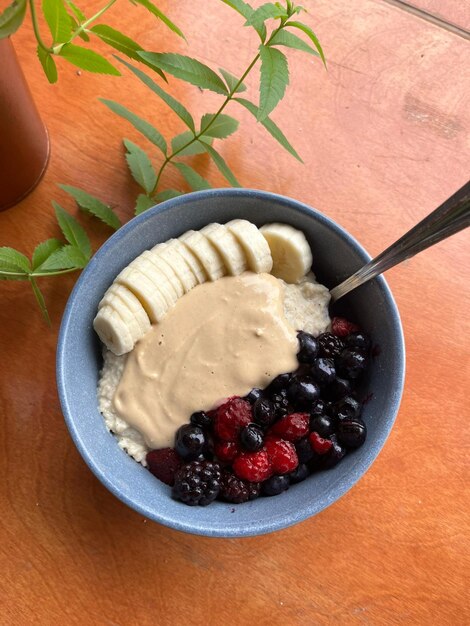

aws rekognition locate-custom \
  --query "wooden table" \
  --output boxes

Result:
[1,1,469,623]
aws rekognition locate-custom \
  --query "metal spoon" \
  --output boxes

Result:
[330,179,470,302]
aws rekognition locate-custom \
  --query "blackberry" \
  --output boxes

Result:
[218,471,260,503]
[175,424,206,461]
[318,332,345,358]
[337,418,367,448]
[245,388,263,404]
[287,376,320,410]
[190,411,213,429]
[297,331,319,363]
[310,357,336,385]
[289,463,310,484]
[172,460,222,506]
[261,474,290,496]
[240,424,264,451]
[253,397,276,428]
[271,390,290,418]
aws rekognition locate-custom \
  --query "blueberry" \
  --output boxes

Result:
[321,434,346,469]
[295,437,315,463]
[337,418,367,448]
[330,396,361,420]
[309,414,335,438]
[261,475,290,497]
[297,331,319,363]
[345,332,371,353]
[337,349,368,379]
[287,376,320,410]
[310,357,336,385]
[175,424,206,461]
[324,377,352,400]
[240,423,264,451]
[310,398,328,415]
[318,332,344,358]
[266,372,292,393]
[190,411,213,429]
[245,388,263,404]
[253,397,276,428]
[289,463,310,484]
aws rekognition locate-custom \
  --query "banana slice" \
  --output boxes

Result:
[140,250,185,298]
[104,296,144,343]
[93,306,134,355]
[98,283,151,335]
[128,255,178,306]
[200,223,247,276]
[226,219,272,273]
[260,223,312,283]
[115,268,168,323]
[179,229,225,281]
[171,239,207,284]
[152,239,199,292]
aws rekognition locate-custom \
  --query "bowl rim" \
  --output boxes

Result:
[56,188,405,537]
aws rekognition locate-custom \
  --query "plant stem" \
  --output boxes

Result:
[0,268,79,279]
[29,0,53,53]
[70,0,118,41]
[151,21,285,195]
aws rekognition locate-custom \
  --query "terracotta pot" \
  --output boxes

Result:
[0,38,50,211]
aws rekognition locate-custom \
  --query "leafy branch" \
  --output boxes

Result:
[100,0,325,214]
[0,0,184,82]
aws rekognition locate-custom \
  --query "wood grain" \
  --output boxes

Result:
[1,1,469,624]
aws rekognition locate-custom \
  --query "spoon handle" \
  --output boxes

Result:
[330,179,470,302]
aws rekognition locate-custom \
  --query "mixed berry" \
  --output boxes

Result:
[145,317,371,506]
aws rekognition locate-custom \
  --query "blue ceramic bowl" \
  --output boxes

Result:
[57,189,405,537]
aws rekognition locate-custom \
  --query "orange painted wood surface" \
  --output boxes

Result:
[406,0,470,30]
[1,1,469,624]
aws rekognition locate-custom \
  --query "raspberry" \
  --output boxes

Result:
[172,460,222,506]
[331,316,360,337]
[270,412,309,441]
[214,440,240,463]
[233,450,272,482]
[214,397,252,442]
[264,437,298,474]
[309,431,333,454]
[146,448,183,486]
[219,471,261,503]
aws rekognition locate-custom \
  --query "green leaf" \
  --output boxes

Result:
[115,57,195,131]
[287,21,326,67]
[134,193,155,215]
[235,97,302,162]
[100,98,167,155]
[68,15,89,41]
[58,184,121,230]
[0,0,27,38]
[219,68,247,94]
[124,139,157,194]
[65,0,85,22]
[200,113,239,139]
[42,0,72,43]
[90,24,146,63]
[59,43,120,75]
[32,238,62,270]
[270,29,319,56]
[132,0,185,39]
[220,0,266,40]
[258,44,289,120]
[36,46,58,83]
[171,132,210,156]
[29,276,51,326]
[53,201,92,259]
[173,162,212,191]
[244,3,286,27]
[138,52,228,95]
[201,142,240,187]
[0,247,31,273]
[153,189,183,202]
[39,244,88,270]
